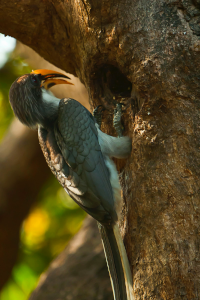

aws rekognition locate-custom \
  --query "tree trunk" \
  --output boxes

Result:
[1,0,200,298]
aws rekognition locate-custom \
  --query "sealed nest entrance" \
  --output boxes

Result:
[94,65,132,106]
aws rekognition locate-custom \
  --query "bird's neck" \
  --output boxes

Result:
[40,90,60,129]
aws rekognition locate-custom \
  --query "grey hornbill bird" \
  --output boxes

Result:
[9,69,133,300]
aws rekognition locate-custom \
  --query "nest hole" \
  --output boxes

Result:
[94,64,132,101]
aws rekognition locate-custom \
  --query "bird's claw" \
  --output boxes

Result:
[93,105,105,128]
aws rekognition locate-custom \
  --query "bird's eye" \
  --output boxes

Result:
[31,76,39,86]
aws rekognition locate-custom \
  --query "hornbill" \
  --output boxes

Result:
[9,69,133,300]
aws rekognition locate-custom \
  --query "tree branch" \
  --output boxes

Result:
[0,0,75,75]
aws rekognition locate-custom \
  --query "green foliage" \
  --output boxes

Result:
[0,56,31,140]
[0,51,86,300]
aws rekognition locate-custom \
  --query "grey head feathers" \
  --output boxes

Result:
[9,74,59,129]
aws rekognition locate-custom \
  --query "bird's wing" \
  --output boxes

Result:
[55,98,117,222]
[38,98,117,224]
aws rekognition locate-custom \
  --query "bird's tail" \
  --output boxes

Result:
[98,223,134,300]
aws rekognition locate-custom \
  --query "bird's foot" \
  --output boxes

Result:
[93,105,105,129]
[113,103,124,137]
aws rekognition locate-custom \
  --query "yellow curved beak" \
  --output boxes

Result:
[31,69,74,89]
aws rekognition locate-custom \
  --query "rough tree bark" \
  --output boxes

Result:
[0,0,200,298]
